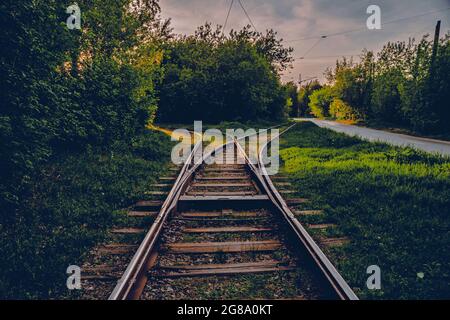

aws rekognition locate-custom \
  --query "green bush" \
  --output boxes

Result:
[0,0,167,299]
[308,87,335,118]
[0,130,173,299]
[329,98,358,120]
[131,131,174,161]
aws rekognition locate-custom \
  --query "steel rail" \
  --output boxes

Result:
[247,123,359,300]
[109,122,355,300]
[108,125,285,300]
[108,132,203,300]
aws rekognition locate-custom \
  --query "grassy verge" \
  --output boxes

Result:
[356,119,450,142]
[0,130,175,299]
[278,122,450,299]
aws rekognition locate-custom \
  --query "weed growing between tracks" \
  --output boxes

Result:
[279,122,450,299]
[145,266,321,300]
[0,130,174,299]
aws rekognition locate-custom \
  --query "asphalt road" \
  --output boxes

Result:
[294,118,450,156]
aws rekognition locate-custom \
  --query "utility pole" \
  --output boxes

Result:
[430,20,441,77]
[296,74,301,118]
[426,20,441,131]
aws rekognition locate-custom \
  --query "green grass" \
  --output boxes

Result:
[279,122,450,300]
[0,130,175,299]
[360,119,450,142]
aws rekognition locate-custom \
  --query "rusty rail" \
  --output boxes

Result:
[250,123,359,300]
[109,123,357,300]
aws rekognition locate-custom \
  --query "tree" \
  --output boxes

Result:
[401,35,450,133]
[156,24,291,123]
[330,98,357,120]
[229,26,294,71]
[298,80,322,117]
[0,0,165,298]
[370,41,413,125]
[284,82,299,117]
[308,87,335,118]
[315,33,449,132]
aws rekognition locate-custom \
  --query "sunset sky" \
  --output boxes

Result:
[160,0,450,83]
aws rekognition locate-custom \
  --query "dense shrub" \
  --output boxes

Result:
[0,131,173,299]
[329,98,358,120]
[308,87,335,118]
[0,0,168,299]
[297,80,322,117]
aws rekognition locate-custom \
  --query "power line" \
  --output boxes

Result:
[295,54,361,60]
[294,19,445,61]
[285,7,450,43]
[293,22,443,62]
[299,38,323,59]
[381,7,449,28]
[237,0,257,32]
[222,0,234,35]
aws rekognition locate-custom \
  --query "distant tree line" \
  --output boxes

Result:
[300,34,450,134]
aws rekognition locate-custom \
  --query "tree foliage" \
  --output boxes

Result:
[308,86,335,118]
[0,0,166,207]
[329,98,357,120]
[306,34,450,134]
[297,80,322,117]
[0,0,167,298]
[156,23,293,123]
[284,82,300,118]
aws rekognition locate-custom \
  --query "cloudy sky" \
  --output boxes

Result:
[159,0,449,82]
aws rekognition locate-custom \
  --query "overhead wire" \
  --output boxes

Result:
[222,0,234,35]
[293,9,448,62]
[237,0,258,32]
[299,38,323,59]
[285,7,450,43]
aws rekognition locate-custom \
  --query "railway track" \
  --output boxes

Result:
[104,124,358,300]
